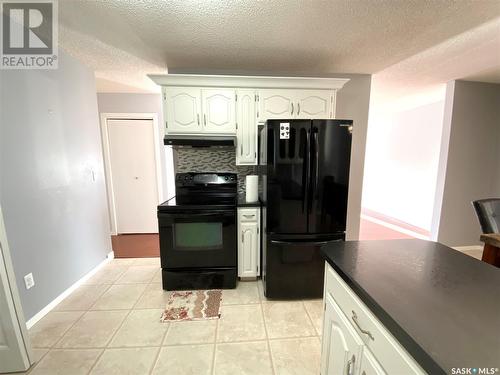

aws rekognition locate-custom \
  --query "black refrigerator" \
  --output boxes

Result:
[260,119,353,299]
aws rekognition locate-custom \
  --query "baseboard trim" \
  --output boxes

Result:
[360,214,430,240]
[361,208,431,237]
[26,251,114,329]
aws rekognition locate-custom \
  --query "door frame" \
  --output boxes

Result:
[0,204,33,372]
[100,113,163,235]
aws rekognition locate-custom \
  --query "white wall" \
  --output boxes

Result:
[0,52,112,320]
[362,85,446,231]
[96,93,174,200]
[334,74,372,240]
[435,80,500,246]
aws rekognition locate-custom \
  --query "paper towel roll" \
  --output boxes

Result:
[245,175,259,202]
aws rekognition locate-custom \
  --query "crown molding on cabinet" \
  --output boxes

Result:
[148,74,349,90]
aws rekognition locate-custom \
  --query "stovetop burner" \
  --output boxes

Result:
[158,172,237,211]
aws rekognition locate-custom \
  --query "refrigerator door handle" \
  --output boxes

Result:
[313,130,319,195]
[304,129,311,214]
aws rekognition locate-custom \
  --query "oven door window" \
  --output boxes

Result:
[174,222,223,251]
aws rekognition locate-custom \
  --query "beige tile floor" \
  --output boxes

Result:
[24,257,323,375]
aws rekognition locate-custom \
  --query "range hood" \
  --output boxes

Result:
[164,135,236,147]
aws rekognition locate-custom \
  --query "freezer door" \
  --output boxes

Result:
[264,120,311,234]
[263,235,343,299]
[308,120,352,234]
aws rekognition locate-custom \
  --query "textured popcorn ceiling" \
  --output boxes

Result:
[57,1,500,93]
[373,17,500,102]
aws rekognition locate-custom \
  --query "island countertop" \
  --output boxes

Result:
[321,239,500,374]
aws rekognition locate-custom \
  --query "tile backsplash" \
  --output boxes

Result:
[173,147,256,194]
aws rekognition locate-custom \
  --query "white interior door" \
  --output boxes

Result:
[107,119,159,234]
[0,206,31,373]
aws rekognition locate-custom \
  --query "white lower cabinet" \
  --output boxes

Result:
[360,348,386,375]
[321,294,363,375]
[237,208,260,278]
[321,263,425,375]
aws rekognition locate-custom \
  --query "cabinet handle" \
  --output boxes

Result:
[351,310,374,340]
[203,114,207,126]
[243,214,255,218]
[197,114,200,125]
[240,144,243,156]
[297,102,300,115]
[346,354,355,375]
[291,103,294,115]
[241,232,244,242]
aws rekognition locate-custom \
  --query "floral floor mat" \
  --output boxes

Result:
[160,290,222,322]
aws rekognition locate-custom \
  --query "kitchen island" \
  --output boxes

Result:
[320,239,500,375]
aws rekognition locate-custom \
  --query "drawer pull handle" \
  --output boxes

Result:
[346,354,355,375]
[351,310,374,340]
[243,214,255,218]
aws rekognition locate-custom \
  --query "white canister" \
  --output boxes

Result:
[245,175,259,202]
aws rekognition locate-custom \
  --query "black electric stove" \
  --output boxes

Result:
[157,172,237,290]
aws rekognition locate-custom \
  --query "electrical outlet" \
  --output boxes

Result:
[24,273,35,290]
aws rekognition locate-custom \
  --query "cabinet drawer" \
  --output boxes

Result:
[238,208,259,222]
[325,263,425,375]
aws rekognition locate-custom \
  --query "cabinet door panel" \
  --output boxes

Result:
[325,264,425,375]
[296,90,332,119]
[164,87,202,133]
[236,90,257,165]
[258,89,294,120]
[238,221,258,277]
[202,89,236,134]
[360,349,386,375]
[321,294,363,375]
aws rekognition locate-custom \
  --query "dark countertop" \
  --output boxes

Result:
[237,193,261,207]
[321,239,500,375]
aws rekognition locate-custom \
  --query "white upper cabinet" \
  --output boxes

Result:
[236,90,257,165]
[258,89,334,121]
[202,89,236,134]
[163,87,236,135]
[258,90,295,120]
[164,87,202,133]
[296,90,333,119]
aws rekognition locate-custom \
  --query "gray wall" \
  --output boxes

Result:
[0,52,112,320]
[436,80,500,247]
[334,74,372,240]
[96,93,170,200]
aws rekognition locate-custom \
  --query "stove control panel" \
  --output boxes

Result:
[176,173,237,186]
